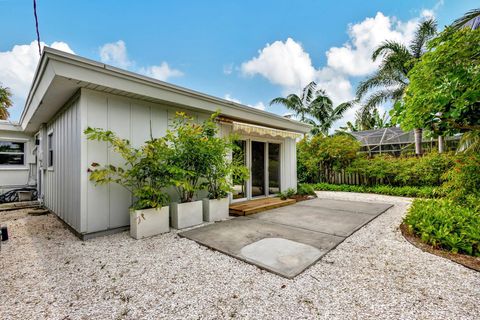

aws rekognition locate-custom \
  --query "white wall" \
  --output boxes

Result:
[80,89,211,234]
[43,97,82,231]
[0,128,35,193]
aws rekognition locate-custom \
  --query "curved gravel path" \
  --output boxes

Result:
[1,192,479,319]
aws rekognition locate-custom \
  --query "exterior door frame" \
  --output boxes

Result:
[231,136,283,202]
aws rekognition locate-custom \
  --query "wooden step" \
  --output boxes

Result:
[229,197,296,216]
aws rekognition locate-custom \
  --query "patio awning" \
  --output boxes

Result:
[231,121,303,139]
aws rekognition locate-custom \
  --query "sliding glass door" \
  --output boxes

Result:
[251,141,266,197]
[268,143,280,195]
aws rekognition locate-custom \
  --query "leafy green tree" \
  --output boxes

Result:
[0,85,13,120]
[297,134,360,183]
[270,81,353,135]
[396,28,480,140]
[356,18,437,154]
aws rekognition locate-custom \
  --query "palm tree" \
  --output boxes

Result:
[270,81,353,136]
[0,86,13,120]
[452,8,480,30]
[356,18,437,155]
[339,107,391,132]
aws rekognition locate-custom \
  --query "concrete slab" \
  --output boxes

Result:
[240,238,323,279]
[250,205,387,237]
[179,198,393,278]
[180,217,343,256]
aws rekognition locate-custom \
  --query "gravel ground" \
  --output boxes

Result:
[1,192,479,320]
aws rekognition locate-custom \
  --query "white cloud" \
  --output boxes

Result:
[224,94,265,111]
[99,40,132,69]
[325,12,418,77]
[139,62,183,81]
[224,94,241,103]
[241,38,316,93]
[239,10,438,131]
[249,101,266,111]
[99,40,183,82]
[0,40,74,119]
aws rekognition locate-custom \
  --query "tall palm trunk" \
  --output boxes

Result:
[414,128,423,155]
[438,135,445,153]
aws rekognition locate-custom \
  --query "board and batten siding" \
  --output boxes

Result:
[44,97,82,231]
[79,89,210,234]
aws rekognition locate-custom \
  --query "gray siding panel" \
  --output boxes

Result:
[44,97,81,231]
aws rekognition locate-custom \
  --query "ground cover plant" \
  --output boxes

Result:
[404,199,480,256]
[311,183,443,198]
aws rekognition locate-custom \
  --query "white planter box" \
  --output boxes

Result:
[203,197,230,222]
[130,206,170,240]
[170,200,203,229]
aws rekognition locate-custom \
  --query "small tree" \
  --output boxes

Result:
[297,134,360,183]
[84,127,170,210]
[165,112,248,202]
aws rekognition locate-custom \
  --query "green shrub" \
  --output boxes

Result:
[442,153,480,209]
[404,199,480,256]
[85,127,171,210]
[297,184,316,196]
[311,183,443,198]
[278,188,296,200]
[297,134,360,183]
[346,152,455,187]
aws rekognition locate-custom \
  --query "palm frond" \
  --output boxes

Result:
[372,40,410,61]
[457,130,480,153]
[301,81,317,105]
[410,18,437,58]
[0,86,13,120]
[362,90,396,113]
[452,8,480,30]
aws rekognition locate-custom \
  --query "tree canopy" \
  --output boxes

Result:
[395,27,480,136]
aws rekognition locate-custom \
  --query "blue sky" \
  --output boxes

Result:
[0,0,477,124]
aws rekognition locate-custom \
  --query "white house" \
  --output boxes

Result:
[0,48,310,238]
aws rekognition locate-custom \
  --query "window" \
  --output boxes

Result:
[48,132,54,167]
[0,141,25,165]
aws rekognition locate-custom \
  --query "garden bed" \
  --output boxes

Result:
[400,223,480,272]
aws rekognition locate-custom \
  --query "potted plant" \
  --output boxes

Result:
[85,127,171,239]
[165,112,213,229]
[202,135,249,222]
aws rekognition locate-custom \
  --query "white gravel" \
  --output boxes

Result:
[1,192,479,320]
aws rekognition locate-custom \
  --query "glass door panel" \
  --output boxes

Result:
[251,141,266,197]
[268,143,280,194]
[232,140,247,199]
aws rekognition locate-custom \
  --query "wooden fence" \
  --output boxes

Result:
[317,167,385,186]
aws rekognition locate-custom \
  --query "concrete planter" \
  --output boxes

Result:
[170,200,203,229]
[129,206,170,240]
[203,197,230,222]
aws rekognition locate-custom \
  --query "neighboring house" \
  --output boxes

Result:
[0,48,310,238]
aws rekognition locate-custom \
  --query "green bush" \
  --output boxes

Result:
[404,199,480,256]
[297,134,360,183]
[297,184,316,196]
[442,153,480,209]
[311,183,443,198]
[278,188,296,200]
[85,127,171,210]
[346,152,455,187]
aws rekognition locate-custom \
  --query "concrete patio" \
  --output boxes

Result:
[180,198,393,278]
